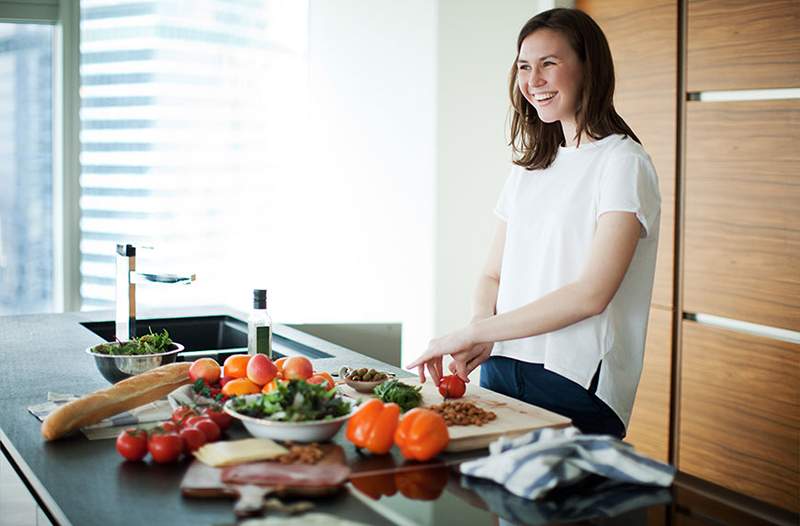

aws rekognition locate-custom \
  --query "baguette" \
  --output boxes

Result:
[42,362,192,441]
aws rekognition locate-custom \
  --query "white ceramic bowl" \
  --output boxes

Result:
[223,394,356,443]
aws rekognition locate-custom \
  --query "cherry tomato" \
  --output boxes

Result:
[171,405,197,426]
[147,431,183,463]
[115,428,148,461]
[192,417,221,442]
[202,406,233,431]
[184,415,207,428]
[179,426,207,452]
[438,375,466,399]
[160,421,180,433]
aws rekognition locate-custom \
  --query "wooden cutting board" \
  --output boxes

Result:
[181,444,348,516]
[340,378,571,452]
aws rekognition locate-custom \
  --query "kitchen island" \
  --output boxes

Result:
[1,307,796,526]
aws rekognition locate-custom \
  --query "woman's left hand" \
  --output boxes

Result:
[406,326,475,384]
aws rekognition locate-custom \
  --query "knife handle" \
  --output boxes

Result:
[233,484,272,516]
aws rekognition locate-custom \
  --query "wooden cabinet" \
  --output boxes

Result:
[687,0,800,91]
[679,321,800,512]
[626,307,672,462]
[576,0,677,309]
[684,100,800,332]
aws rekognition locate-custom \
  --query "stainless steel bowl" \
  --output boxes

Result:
[86,342,185,383]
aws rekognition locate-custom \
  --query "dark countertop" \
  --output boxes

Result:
[1,306,797,526]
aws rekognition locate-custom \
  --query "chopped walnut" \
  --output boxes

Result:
[275,442,325,464]
[426,401,497,426]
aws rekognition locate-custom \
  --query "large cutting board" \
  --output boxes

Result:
[340,378,571,452]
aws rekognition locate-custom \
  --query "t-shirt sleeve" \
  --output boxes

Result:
[494,167,519,222]
[597,153,661,238]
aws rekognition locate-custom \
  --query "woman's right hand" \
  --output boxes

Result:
[448,341,493,383]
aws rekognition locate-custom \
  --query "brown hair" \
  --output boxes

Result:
[508,8,640,170]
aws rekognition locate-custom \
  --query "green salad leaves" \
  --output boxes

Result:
[230,380,351,422]
[92,328,173,356]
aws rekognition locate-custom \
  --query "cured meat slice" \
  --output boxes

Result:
[222,461,351,488]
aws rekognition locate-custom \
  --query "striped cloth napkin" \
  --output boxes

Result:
[459,426,675,501]
[28,392,171,440]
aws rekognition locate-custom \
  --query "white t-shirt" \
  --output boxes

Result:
[492,133,661,428]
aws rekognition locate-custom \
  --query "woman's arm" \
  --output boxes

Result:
[417,220,506,385]
[408,211,643,379]
[471,219,506,320]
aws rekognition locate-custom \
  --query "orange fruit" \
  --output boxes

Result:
[275,357,288,372]
[223,354,250,379]
[261,379,281,394]
[317,371,335,389]
[222,377,260,396]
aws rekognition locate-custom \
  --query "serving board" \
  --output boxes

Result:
[181,444,349,516]
[340,378,571,452]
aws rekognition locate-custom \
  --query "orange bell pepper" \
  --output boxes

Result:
[395,465,449,500]
[346,398,400,455]
[394,408,449,461]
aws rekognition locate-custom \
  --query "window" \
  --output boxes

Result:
[0,23,55,315]
[78,0,308,310]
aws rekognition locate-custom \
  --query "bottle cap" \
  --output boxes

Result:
[253,288,267,309]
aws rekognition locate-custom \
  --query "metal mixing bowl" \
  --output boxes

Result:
[86,342,185,383]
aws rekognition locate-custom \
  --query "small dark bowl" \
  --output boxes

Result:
[86,342,185,384]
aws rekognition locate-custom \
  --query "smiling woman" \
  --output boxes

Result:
[408,8,660,439]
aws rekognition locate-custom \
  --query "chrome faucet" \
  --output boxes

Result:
[115,243,196,342]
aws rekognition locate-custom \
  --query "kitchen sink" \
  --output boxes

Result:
[80,315,331,361]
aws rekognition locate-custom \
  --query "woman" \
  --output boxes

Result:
[407,8,661,438]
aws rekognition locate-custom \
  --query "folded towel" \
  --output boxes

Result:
[28,392,172,440]
[461,474,672,524]
[459,426,675,501]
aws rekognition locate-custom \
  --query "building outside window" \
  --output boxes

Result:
[0,23,54,315]
[78,0,308,311]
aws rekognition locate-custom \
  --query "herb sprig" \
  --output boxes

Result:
[373,380,422,412]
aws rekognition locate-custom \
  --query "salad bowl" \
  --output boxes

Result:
[224,393,357,443]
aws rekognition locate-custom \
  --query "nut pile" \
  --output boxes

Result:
[275,442,325,464]
[426,401,497,427]
[348,368,389,382]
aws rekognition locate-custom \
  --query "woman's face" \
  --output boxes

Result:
[516,28,583,126]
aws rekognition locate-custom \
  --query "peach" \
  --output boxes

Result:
[282,356,314,381]
[189,358,221,385]
[246,354,278,386]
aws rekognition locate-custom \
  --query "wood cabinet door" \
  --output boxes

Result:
[576,0,677,309]
[684,100,800,332]
[626,307,672,462]
[687,0,800,91]
[679,321,799,512]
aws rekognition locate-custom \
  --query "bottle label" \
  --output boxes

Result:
[256,325,272,358]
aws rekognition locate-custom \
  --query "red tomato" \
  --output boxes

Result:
[147,432,183,463]
[179,426,207,452]
[184,415,207,428]
[438,375,466,399]
[202,406,233,431]
[192,418,221,442]
[115,428,148,461]
[160,421,180,433]
[171,406,197,426]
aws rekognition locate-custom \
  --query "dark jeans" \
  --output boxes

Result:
[480,356,626,438]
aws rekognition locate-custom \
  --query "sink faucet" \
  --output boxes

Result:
[115,243,196,342]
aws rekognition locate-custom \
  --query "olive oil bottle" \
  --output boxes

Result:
[248,288,272,358]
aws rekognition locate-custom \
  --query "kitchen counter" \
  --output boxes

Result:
[1,307,796,526]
